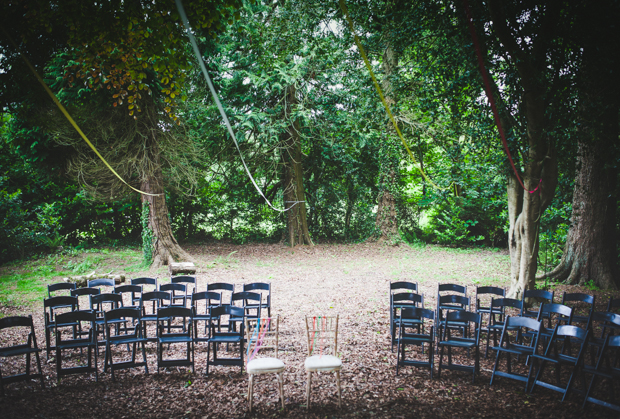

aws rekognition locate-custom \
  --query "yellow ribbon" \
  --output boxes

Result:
[339,0,458,196]
[6,30,162,197]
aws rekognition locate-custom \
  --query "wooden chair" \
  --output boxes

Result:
[304,315,342,408]
[245,316,285,412]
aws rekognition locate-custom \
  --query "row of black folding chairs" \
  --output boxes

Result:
[0,304,249,393]
[489,314,620,412]
[389,281,613,351]
[43,288,264,359]
[49,278,271,316]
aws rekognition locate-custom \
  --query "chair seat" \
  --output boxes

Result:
[247,357,285,374]
[305,355,342,372]
[439,338,477,348]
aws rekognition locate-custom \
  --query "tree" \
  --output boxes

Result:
[538,1,620,289]
[1,0,242,266]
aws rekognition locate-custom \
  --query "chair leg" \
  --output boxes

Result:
[248,374,254,412]
[336,370,342,408]
[278,372,285,409]
[306,371,312,409]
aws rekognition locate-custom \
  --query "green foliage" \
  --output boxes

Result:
[141,202,154,266]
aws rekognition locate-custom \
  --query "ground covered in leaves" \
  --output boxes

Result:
[1,242,618,418]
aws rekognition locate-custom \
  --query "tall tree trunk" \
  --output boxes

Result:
[140,135,193,267]
[282,85,312,247]
[538,32,620,290]
[375,44,400,242]
[484,0,560,298]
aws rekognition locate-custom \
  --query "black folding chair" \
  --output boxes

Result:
[528,324,590,401]
[522,289,554,320]
[71,287,100,311]
[157,307,194,373]
[243,282,272,319]
[490,316,541,391]
[88,278,115,292]
[104,308,148,380]
[0,315,44,395]
[582,334,620,412]
[48,282,76,298]
[55,310,98,383]
[391,292,424,351]
[206,305,245,376]
[131,277,158,308]
[485,298,523,358]
[561,292,595,328]
[475,286,505,340]
[207,282,235,305]
[396,307,435,378]
[438,311,481,383]
[43,296,78,358]
[140,291,172,342]
[171,276,196,306]
[192,291,222,345]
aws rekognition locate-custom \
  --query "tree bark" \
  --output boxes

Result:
[282,85,313,247]
[140,135,194,267]
[538,31,620,290]
[374,44,400,242]
[485,0,560,298]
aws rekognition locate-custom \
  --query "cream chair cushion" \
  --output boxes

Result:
[304,355,342,372]
[247,357,285,374]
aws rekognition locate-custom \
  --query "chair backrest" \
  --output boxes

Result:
[607,297,620,313]
[562,292,595,305]
[114,284,142,307]
[44,296,78,323]
[131,277,158,290]
[550,324,589,348]
[171,275,196,294]
[160,283,187,303]
[0,315,39,349]
[88,278,115,289]
[500,315,541,349]
[438,283,467,296]
[90,293,122,316]
[523,289,554,302]
[207,282,235,304]
[245,316,280,360]
[243,282,271,306]
[157,306,192,322]
[390,281,418,293]
[490,297,523,315]
[191,291,221,316]
[475,286,505,310]
[192,291,221,306]
[55,310,97,341]
[140,291,171,314]
[71,287,100,310]
[48,282,76,297]
[438,294,470,310]
[210,304,244,319]
[402,307,435,323]
[444,311,481,340]
[561,292,595,323]
[539,303,573,326]
[105,307,141,323]
[590,311,620,339]
[392,292,424,307]
[505,315,541,332]
[305,315,339,356]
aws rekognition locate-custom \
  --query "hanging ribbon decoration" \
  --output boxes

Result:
[339,0,458,197]
[174,0,302,212]
[2,29,163,197]
[462,0,541,193]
